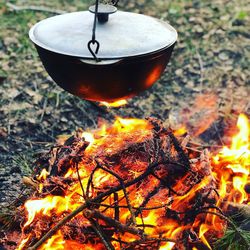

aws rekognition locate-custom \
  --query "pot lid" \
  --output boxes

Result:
[29,7,177,59]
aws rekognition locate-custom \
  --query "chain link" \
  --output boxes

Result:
[87,0,120,61]
[88,0,100,62]
[101,0,120,6]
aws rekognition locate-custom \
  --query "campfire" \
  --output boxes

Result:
[1,114,249,250]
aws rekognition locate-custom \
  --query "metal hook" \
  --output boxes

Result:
[87,0,119,62]
[87,40,100,62]
[87,0,100,62]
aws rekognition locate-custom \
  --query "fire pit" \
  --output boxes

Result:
[0,1,249,249]
[1,114,249,250]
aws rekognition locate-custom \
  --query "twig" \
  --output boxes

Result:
[27,160,170,249]
[114,192,119,221]
[75,161,87,200]
[168,132,191,170]
[86,164,99,199]
[181,134,191,148]
[96,160,137,225]
[27,202,89,250]
[8,136,52,145]
[84,209,142,236]
[6,2,65,15]
[89,201,171,211]
[132,183,161,221]
[39,97,48,122]
[185,146,203,153]
[188,140,223,148]
[138,209,146,231]
[22,176,38,189]
[226,202,250,218]
[128,237,176,244]
[87,217,115,250]
[213,123,225,146]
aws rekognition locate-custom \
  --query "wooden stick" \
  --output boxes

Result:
[114,192,119,221]
[181,134,190,148]
[84,209,142,236]
[28,202,88,250]
[168,132,191,170]
[27,161,169,250]
[226,202,250,218]
[87,217,115,250]
[6,2,65,15]
[96,160,137,225]
[22,177,38,189]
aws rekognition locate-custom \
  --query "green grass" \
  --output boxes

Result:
[214,228,250,250]
[13,153,33,175]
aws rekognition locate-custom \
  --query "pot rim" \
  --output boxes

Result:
[29,11,178,60]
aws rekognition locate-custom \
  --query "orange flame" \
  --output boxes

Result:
[159,242,176,250]
[17,234,31,250]
[173,126,187,136]
[201,114,250,244]
[40,230,65,250]
[17,114,250,250]
[23,195,73,227]
[199,224,212,250]
[100,99,127,108]
[212,114,249,206]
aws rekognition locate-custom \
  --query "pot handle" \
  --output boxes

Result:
[88,2,117,62]
[79,58,123,65]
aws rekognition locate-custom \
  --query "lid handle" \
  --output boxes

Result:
[89,4,117,23]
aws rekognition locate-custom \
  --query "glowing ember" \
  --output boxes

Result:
[13,114,250,250]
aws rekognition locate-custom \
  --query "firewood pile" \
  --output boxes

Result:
[1,116,249,250]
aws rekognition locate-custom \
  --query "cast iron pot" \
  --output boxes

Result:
[29,5,177,102]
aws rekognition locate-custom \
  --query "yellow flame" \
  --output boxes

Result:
[40,230,65,250]
[24,195,71,227]
[113,117,151,132]
[100,99,127,108]
[17,234,31,250]
[212,113,249,205]
[199,224,212,250]
[37,168,49,181]
[82,132,95,145]
[159,242,175,250]
[18,114,250,250]
[174,126,187,136]
[232,114,249,150]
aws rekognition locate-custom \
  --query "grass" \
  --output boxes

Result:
[215,227,250,250]
[12,153,33,175]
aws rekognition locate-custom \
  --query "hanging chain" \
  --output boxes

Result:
[112,0,119,6]
[87,0,100,62]
[102,0,120,6]
[87,0,120,62]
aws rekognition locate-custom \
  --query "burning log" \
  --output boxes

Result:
[25,119,215,249]
[1,114,249,250]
